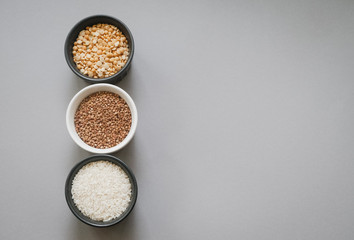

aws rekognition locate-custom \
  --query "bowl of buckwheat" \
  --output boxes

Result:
[66,83,138,154]
[65,15,134,84]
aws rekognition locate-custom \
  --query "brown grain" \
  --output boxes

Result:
[74,91,132,149]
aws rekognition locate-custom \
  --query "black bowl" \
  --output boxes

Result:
[64,15,134,84]
[65,155,138,227]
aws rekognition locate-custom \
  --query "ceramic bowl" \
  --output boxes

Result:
[66,83,138,154]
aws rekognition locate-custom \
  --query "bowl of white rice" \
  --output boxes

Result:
[65,155,138,227]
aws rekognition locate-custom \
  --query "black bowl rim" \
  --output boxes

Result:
[64,15,135,83]
[65,155,138,227]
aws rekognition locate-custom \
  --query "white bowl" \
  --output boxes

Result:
[66,84,138,154]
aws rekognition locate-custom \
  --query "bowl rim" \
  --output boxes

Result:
[64,15,135,83]
[66,83,138,154]
[65,155,138,227]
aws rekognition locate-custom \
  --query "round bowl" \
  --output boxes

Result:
[64,15,134,84]
[65,155,138,227]
[66,83,138,154]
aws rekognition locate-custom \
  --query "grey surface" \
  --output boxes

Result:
[0,0,354,239]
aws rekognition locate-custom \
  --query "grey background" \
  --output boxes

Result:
[0,0,353,239]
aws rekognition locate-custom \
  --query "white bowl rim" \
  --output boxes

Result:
[66,83,138,154]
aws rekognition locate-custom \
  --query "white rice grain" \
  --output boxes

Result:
[71,160,132,222]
